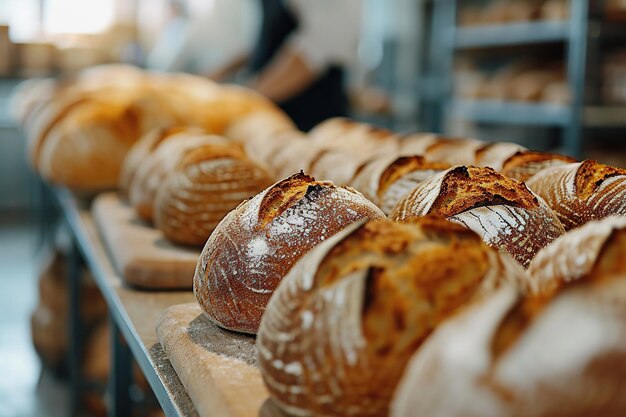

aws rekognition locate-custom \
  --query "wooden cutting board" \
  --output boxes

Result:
[157,303,288,417]
[92,192,200,289]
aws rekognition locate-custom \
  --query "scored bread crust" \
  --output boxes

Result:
[193,173,385,335]
[392,216,626,417]
[119,126,205,199]
[423,137,484,165]
[390,166,565,267]
[257,217,529,417]
[154,143,273,246]
[500,150,576,182]
[474,142,527,171]
[350,155,448,214]
[128,134,231,221]
[526,160,626,230]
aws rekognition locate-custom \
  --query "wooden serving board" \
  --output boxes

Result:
[92,192,200,289]
[157,303,288,417]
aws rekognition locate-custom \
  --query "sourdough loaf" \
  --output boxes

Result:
[154,142,273,246]
[119,126,205,199]
[392,216,626,417]
[193,173,385,334]
[474,142,527,171]
[129,134,231,221]
[526,160,626,230]
[350,155,448,214]
[390,166,565,267]
[423,137,484,165]
[500,150,576,182]
[257,217,529,417]
[308,148,374,187]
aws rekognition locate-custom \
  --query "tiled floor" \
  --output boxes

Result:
[0,213,70,417]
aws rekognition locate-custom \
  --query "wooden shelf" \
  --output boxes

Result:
[454,21,570,49]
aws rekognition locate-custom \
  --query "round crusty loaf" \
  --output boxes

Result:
[154,143,273,246]
[350,154,448,214]
[397,132,438,155]
[500,150,575,182]
[390,166,565,267]
[423,137,484,165]
[474,142,527,171]
[223,110,296,144]
[257,217,529,417]
[308,118,399,157]
[268,135,327,180]
[119,126,205,199]
[193,173,385,334]
[526,160,626,230]
[129,134,231,221]
[392,216,626,417]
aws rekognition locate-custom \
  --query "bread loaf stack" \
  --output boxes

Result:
[193,173,385,334]
[257,217,529,417]
[14,64,288,192]
[392,216,626,417]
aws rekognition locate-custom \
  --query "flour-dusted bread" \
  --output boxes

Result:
[154,142,273,246]
[350,155,448,214]
[193,173,385,334]
[423,137,484,165]
[129,134,231,221]
[474,142,527,171]
[390,166,565,267]
[392,216,626,417]
[257,217,529,417]
[526,160,626,230]
[500,150,575,182]
[119,126,206,199]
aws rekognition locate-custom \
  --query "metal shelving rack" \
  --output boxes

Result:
[429,0,595,158]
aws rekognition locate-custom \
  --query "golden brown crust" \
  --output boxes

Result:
[501,150,576,182]
[423,137,483,165]
[429,166,539,218]
[378,156,448,198]
[257,217,529,417]
[575,160,626,200]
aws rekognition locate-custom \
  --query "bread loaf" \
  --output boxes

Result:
[526,160,626,230]
[500,150,576,182]
[423,137,484,165]
[119,126,205,199]
[223,110,296,144]
[392,216,626,417]
[309,118,399,157]
[308,148,374,186]
[474,142,527,171]
[267,135,326,180]
[193,173,385,334]
[257,217,529,417]
[390,166,565,267]
[350,155,448,214]
[129,134,231,221]
[154,143,273,246]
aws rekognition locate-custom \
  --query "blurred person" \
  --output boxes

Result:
[147,0,259,76]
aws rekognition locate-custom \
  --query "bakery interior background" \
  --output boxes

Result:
[2,0,626,416]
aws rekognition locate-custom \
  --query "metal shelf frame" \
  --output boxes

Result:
[430,0,591,158]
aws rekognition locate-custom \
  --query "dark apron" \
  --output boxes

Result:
[250,0,349,131]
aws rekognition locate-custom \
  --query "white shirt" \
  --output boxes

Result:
[284,0,363,73]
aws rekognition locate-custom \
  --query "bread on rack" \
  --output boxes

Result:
[154,142,273,246]
[350,155,448,214]
[193,173,385,334]
[526,160,626,230]
[392,216,626,417]
[257,217,529,417]
[119,126,206,199]
[129,134,231,221]
[308,118,399,157]
[308,148,374,187]
[499,150,576,182]
[474,142,527,171]
[423,137,484,165]
[390,166,565,267]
